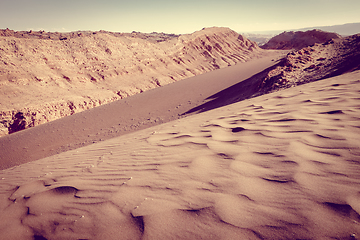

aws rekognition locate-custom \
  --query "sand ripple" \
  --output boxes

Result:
[1,71,360,239]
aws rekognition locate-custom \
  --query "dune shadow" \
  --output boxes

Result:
[319,52,360,80]
[182,62,281,116]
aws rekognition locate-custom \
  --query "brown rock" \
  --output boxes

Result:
[8,112,26,134]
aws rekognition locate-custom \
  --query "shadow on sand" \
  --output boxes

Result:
[182,62,280,116]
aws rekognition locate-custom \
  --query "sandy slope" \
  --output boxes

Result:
[0,50,286,170]
[0,69,359,239]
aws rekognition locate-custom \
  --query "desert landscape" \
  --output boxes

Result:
[0,21,360,240]
[0,27,261,136]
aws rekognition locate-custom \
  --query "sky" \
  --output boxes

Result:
[1,0,359,34]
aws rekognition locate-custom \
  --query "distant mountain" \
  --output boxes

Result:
[244,22,360,45]
[242,33,273,46]
[296,22,360,36]
[261,29,341,50]
[245,22,360,37]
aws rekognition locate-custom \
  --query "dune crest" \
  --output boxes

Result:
[0,27,260,136]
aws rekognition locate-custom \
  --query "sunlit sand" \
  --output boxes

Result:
[1,69,359,239]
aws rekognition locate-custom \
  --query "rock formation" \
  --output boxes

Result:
[0,27,261,136]
[261,29,341,50]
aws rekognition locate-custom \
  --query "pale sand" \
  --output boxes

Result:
[0,51,286,170]
[1,70,360,239]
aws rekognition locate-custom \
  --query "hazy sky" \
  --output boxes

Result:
[1,0,359,33]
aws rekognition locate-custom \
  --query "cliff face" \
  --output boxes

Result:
[261,29,341,50]
[0,27,261,136]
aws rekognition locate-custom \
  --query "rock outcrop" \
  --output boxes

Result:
[0,27,261,136]
[261,29,341,50]
[258,33,360,94]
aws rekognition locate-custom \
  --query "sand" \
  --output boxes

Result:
[1,68,360,239]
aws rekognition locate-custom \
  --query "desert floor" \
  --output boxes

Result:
[0,63,359,239]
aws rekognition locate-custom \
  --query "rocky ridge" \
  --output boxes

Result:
[0,27,261,136]
[261,29,341,50]
[0,28,180,42]
[258,33,360,95]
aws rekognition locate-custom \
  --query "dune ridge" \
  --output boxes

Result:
[0,27,260,136]
[1,70,359,239]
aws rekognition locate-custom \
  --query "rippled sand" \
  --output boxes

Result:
[1,70,360,239]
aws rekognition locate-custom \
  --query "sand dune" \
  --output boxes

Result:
[0,69,359,239]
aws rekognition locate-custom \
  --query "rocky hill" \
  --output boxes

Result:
[261,29,341,50]
[0,27,261,136]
